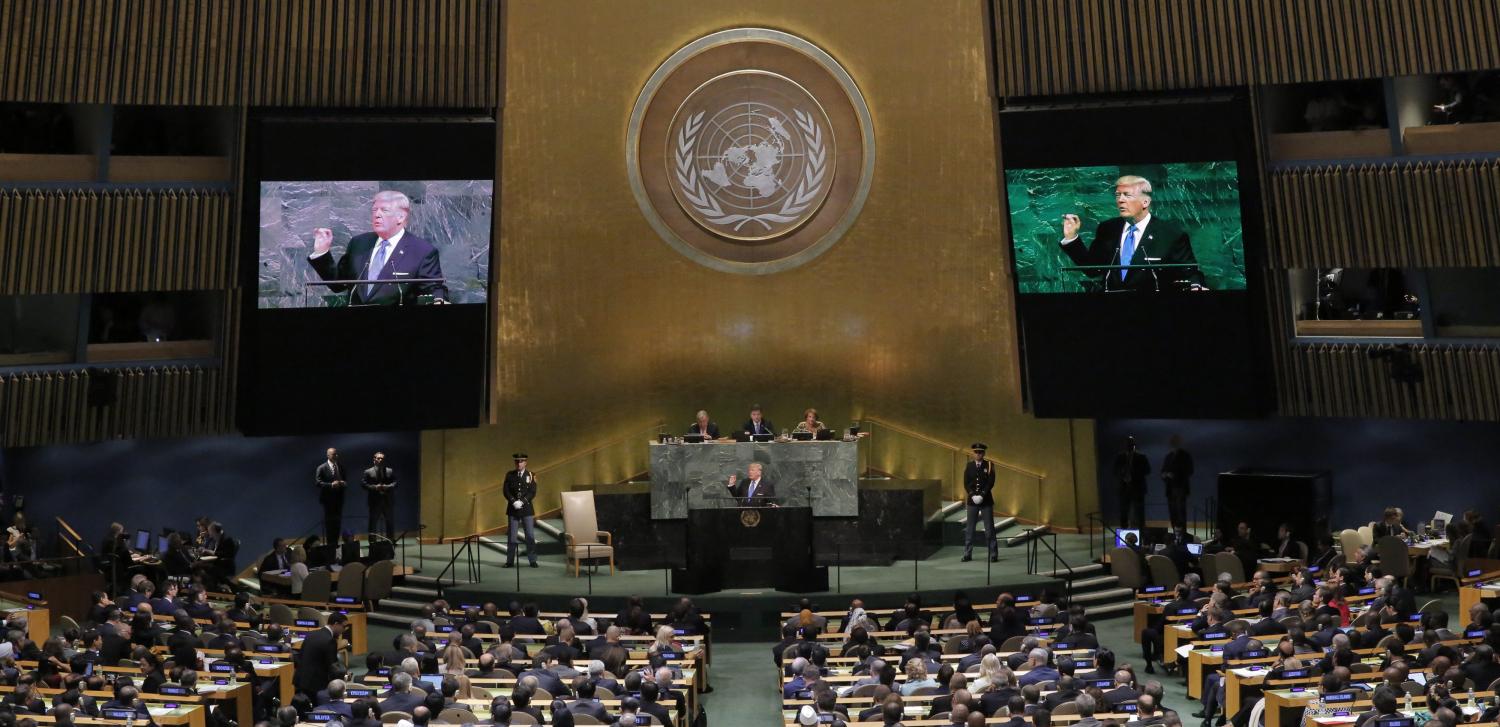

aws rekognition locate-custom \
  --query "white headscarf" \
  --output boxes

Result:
[845,607,868,635]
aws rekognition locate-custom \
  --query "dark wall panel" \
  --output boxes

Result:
[1094,417,1500,537]
[1,431,421,561]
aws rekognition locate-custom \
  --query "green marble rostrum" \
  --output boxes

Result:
[1005,162,1246,294]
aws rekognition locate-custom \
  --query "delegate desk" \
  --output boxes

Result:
[0,590,50,645]
[648,439,860,518]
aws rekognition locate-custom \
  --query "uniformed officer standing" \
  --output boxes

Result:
[503,453,539,568]
[962,443,998,563]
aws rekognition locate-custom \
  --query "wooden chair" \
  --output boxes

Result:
[297,606,326,624]
[436,707,473,724]
[268,602,296,626]
[1374,536,1411,586]
[509,713,538,726]
[1430,534,1472,592]
[1339,529,1363,558]
[1052,702,1080,716]
[1109,547,1145,589]
[572,715,604,725]
[364,559,396,605]
[1146,554,1179,587]
[301,570,333,603]
[562,491,615,577]
[1357,525,1374,547]
[336,561,366,601]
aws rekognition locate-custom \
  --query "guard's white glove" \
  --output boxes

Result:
[971,495,983,505]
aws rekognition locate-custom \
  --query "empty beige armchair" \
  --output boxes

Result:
[561,490,615,577]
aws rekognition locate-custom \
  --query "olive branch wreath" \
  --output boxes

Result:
[673,108,826,232]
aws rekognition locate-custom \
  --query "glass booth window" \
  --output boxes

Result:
[0,294,81,365]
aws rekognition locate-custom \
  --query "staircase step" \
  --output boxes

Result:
[371,597,429,614]
[392,585,441,600]
[368,610,421,628]
[1067,587,1135,604]
[1003,525,1051,548]
[1035,562,1104,580]
[403,574,475,589]
[1080,600,1137,619]
[1068,575,1121,592]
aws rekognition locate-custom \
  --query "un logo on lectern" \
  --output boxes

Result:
[740,509,762,528]
[628,29,875,274]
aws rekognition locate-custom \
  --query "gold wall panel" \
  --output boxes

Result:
[993,0,1500,97]
[421,0,1097,539]
[0,0,501,106]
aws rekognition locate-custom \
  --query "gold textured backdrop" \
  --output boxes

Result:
[421,0,1097,538]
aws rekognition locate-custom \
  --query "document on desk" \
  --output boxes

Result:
[1176,644,1194,659]
[1231,667,1267,677]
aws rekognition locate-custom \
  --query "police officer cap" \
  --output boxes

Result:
[970,443,987,452]
[512,453,528,461]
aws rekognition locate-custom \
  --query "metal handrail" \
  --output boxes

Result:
[468,421,667,498]
[1025,530,1073,602]
[434,534,479,592]
[861,417,1046,479]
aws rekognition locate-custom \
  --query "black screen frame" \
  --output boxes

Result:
[237,110,497,435]
[999,91,1270,419]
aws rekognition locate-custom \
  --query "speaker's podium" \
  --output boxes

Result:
[672,504,828,594]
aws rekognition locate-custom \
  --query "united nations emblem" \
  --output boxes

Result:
[628,29,874,274]
[740,509,762,528]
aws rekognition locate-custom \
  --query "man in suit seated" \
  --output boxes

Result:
[687,410,719,438]
[638,681,675,727]
[1129,694,1166,727]
[1058,175,1204,293]
[257,538,291,578]
[100,685,151,717]
[484,696,514,727]
[741,405,774,437]
[519,655,570,697]
[566,678,612,723]
[725,462,777,506]
[307,190,449,306]
[377,673,425,715]
[1042,676,1080,710]
[1017,648,1059,686]
[312,680,355,719]
[1103,670,1141,708]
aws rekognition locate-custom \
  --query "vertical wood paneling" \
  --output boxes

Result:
[0,189,235,294]
[994,0,1500,96]
[0,366,232,447]
[0,0,501,107]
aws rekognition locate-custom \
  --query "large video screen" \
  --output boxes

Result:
[258,181,492,309]
[1006,162,1245,294]
[238,114,495,435]
[1000,94,1267,418]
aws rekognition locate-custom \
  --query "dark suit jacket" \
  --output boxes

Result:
[1104,685,1141,707]
[316,460,348,505]
[728,477,777,505]
[307,231,448,305]
[687,422,720,438]
[641,700,674,727]
[1060,215,1202,292]
[741,418,775,436]
[1161,448,1194,494]
[1115,451,1151,495]
[503,469,538,518]
[296,627,341,694]
[377,691,425,715]
[568,699,611,722]
[363,464,397,495]
[259,551,290,575]
[965,459,997,507]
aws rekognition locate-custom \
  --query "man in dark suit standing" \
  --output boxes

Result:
[1115,437,1151,530]
[296,613,347,697]
[315,448,347,544]
[741,405,774,438]
[307,190,449,306]
[1161,435,1194,532]
[1059,175,1203,292]
[726,462,777,506]
[503,454,538,568]
[362,452,397,541]
[962,443,998,563]
[687,411,719,439]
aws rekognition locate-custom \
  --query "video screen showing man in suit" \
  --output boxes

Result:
[257,181,493,308]
[1005,163,1245,294]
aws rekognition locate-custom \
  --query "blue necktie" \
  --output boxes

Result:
[365,240,390,299]
[1120,224,1138,281]
[747,480,757,500]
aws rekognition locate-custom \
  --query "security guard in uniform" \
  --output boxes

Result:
[962,443,998,563]
[503,453,539,568]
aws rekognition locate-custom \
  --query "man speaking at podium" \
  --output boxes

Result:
[307,190,449,305]
[1058,175,1203,292]
[726,462,777,507]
